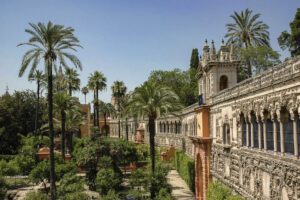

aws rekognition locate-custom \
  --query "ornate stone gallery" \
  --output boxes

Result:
[109,41,300,200]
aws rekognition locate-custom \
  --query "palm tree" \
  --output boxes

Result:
[29,70,45,136]
[54,92,74,160]
[88,71,107,128]
[87,80,96,126]
[65,68,80,96]
[127,81,181,198]
[99,101,116,136]
[18,22,82,200]
[81,86,89,104]
[225,9,270,76]
[111,81,127,138]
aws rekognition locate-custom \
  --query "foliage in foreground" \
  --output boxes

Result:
[23,191,49,200]
[173,150,195,192]
[0,176,7,200]
[207,181,244,200]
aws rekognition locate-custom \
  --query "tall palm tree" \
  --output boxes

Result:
[29,70,45,136]
[87,80,97,126]
[225,9,270,76]
[225,9,270,48]
[81,86,89,104]
[18,22,82,200]
[99,101,116,136]
[88,71,107,128]
[65,68,80,96]
[127,81,181,198]
[54,92,74,160]
[111,81,127,138]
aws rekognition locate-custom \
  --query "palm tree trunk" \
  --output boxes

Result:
[47,60,56,200]
[61,110,66,161]
[84,94,86,104]
[245,42,252,78]
[125,117,128,141]
[34,80,40,136]
[104,113,107,136]
[93,90,96,126]
[96,86,99,128]
[149,116,156,199]
[68,84,72,96]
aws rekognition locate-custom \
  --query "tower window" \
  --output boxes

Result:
[219,75,228,91]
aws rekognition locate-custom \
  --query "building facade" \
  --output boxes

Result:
[109,41,300,200]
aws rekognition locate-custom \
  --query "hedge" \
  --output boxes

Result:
[173,150,195,192]
[207,181,244,200]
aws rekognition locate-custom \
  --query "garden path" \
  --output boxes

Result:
[167,170,195,200]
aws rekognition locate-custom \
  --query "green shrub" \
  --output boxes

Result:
[155,188,173,200]
[129,168,148,189]
[102,190,119,200]
[62,192,90,200]
[0,176,7,200]
[57,173,85,198]
[173,151,195,192]
[207,181,244,200]
[23,191,49,200]
[227,195,244,200]
[150,162,171,197]
[0,159,18,176]
[96,168,122,195]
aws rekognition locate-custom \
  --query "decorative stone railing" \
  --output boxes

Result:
[211,56,300,104]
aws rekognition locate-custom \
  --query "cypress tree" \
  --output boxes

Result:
[190,48,199,69]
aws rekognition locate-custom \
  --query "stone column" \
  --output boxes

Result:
[278,113,285,155]
[250,115,254,148]
[263,117,267,151]
[257,116,262,150]
[246,117,250,147]
[272,115,278,153]
[291,112,299,158]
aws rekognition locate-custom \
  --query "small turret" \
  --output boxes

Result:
[220,39,229,61]
[202,39,210,64]
[210,40,217,60]
[229,41,237,61]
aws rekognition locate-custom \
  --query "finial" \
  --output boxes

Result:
[211,40,214,45]
[222,39,224,45]
[205,39,208,45]
[6,85,8,92]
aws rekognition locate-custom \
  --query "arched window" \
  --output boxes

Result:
[223,123,230,145]
[219,75,228,91]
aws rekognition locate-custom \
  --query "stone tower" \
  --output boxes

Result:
[197,40,239,105]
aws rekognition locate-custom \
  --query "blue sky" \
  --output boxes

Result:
[0,0,298,103]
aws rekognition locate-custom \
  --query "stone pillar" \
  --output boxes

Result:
[291,112,299,158]
[249,115,254,148]
[258,118,262,149]
[278,112,285,154]
[272,116,278,153]
[263,118,267,151]
[246,118,250,147]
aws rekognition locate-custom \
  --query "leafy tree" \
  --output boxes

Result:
[81,86,89,104]
[239,46,281,76]
[96,168,121,195]
[74,139,99,190]
[0,90,44,154]
[147,69,197,106]
[29,70,46,136]
[111,81,127,138]
[190,48,199,69]
[225,9,270,77]
[278,8,300,57]
[18,21,82,200]
[127,81,181,198]
[88,71,107,128]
